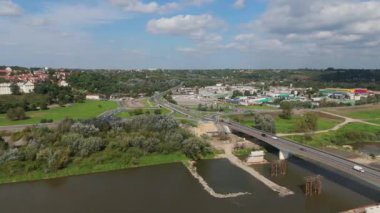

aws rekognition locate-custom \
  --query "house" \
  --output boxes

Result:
[0,81,35,95]
[86,94,102,100]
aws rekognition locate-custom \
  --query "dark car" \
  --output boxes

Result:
[261,133,266,137]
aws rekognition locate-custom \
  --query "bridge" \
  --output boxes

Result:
[220,120,380,188]
[154,92,380,188]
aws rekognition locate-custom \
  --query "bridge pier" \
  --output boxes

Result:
[279,150,290,160]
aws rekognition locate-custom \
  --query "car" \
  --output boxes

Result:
[272,136,278,140]
[353,165,365,173]
[261,133,266,137]
[299,148,305,151]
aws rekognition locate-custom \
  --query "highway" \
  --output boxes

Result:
[222,120,380,188]
[154,90,380,188]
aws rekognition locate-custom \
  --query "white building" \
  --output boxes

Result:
[0,81,35,95]
[0,83,11,95]
[86,94,102,100]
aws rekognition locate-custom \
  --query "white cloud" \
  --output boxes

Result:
[147,14,224,43]
[233,0,245,9]
[0,0,22,16]
[185,0,214,6]
[108,0,180,13]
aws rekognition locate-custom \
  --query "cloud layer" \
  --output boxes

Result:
[1,0,380,68]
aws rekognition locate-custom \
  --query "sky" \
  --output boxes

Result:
[0,0,380,69]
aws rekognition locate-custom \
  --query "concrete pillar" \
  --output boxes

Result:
[279,150,290,160]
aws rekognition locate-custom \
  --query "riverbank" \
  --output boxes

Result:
[0,153,194,185]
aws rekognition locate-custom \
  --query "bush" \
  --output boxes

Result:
[0,136,8,151]
[61,133,84,155]
[182,137,211,160]
[37,148,70,172]
[79,137,106,157]
[40,118,53,123]
[6,107,27,121]
[71,123,100,137]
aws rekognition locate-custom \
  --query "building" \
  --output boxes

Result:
[0,81,35,95]
[0,83,11,95]
[86,94,102,100]
[0,67,12,79]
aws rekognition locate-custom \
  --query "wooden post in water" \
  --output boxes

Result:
[304,175,322,196]
[271,160,287,177]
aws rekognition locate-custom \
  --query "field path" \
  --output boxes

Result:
[277,111,380,137]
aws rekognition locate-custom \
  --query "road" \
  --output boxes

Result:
[223,120,380,188]
[153,89,380,188]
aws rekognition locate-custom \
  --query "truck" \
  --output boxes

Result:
[353,165,365,173]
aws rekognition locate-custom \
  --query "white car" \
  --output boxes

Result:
[272,136,278,140]
[353,165,365,173]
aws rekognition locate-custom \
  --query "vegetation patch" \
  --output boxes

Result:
[0,100,117,126]
[0,115,212,185]
[287,123,380,147]
[116,108,170,118]
[228,112,342,134]
[325,105,380,120]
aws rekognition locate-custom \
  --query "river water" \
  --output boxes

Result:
[0,156,379,213]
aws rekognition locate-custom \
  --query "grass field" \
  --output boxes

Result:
[0,100,118,126]
[116,108,170,118]
[287,123,380,147]
[325,104,380,120]
[228,112,342,134]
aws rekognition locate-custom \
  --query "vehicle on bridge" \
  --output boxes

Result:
[353,165,365,173]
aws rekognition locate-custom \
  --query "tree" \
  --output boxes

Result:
[6,107,26,121]
[254,114,276,134]
[295,113,318,132]
[244,90,251,96]
[10,83,21,95]
[279,101,293,119]
[231,90,243,98]
[304,112,318,131]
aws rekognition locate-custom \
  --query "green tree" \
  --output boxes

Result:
[254,114,276,134]
[231,90,243,98]
[244,90,251,96]
[10,83,21,95]
[279,101,293,119]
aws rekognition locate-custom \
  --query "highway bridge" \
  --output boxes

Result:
[221,120,380,188]
[155,93,380,188]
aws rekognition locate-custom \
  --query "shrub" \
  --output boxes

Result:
[61,133,84,155]
[40,118,53,123]
[79,137,106,157]
[71,123,99,137]
[182,137,211,160]
[37,147,70,172]
[6,107,27,121]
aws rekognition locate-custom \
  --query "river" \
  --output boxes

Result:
[0,156,378,213]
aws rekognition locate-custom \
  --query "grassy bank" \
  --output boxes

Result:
[0,100,118,126]
[0,152,190,185]
[286,123,380,147]
[325,104,380,120]
[116,108,170,118]
[228,112,342,134]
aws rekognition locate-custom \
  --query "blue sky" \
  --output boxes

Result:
[1,0,380,69]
